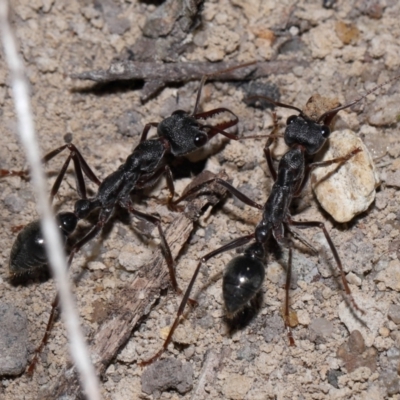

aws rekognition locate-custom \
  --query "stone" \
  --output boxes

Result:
[263,313,285,343]
[309,317,334,340]
[0,303,29,376]
[368,94,400,127]
[388,304,400,324]
[307,21,342,59]
[337,330,377,373]
[221,373,253,400]
[311,129,379,223]
[141,358,193,395]
[375,259,400,292]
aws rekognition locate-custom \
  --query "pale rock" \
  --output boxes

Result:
[118,251,142,271]
[368,94,400,126]
[221,373,253,400]
[297,309,310,326]
[87,261,106,271]
[173,323,199,345]
[374,259,400,291]
[311,130,379,223]
[295,5,333,25]
[117,340,136,363]
[222,140,253,168]
[306,22,343,59]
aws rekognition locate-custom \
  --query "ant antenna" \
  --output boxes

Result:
[317,74,400,123]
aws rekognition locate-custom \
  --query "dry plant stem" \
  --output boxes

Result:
[49,171,228,399]
[0,2,101,399]
[72,60,309,100]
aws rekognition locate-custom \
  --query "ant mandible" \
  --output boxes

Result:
[5,62,255,374]
[140,75,400,365]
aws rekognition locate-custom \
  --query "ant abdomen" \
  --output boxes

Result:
[9,212,77,278]
[223,254,265,316]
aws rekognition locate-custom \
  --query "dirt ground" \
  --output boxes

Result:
[1,0,400,399]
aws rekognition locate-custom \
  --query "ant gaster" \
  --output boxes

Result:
[140,76,400,365]
[6,63,255,374]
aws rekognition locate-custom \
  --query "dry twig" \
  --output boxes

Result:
[72,60,309,101]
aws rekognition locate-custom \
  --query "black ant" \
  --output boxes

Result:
[140,76,400,365]
[5,63,255,373]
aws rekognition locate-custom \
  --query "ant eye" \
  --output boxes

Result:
[286,115,297,125]
[321,125,330,138]
[194,134,208,147]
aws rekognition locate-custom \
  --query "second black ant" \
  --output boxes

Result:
[140,76,400,364]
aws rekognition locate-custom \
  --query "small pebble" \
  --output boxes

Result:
[312,129,379,223]
[141,358,193,395]
[263,314,284,343]
[221,373,253,400]
[0,303,28,376]
[309,317,334,338]
[337,330,377,373]
[388,304,400,324]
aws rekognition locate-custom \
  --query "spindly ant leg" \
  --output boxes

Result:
[140,122,159,142]
[140,233,256,366]
[284,246,295,346]
[295,147,362,197]
[289,218,364,314]
[47,143,101,202]
[27,295,59,375]
[172,177,264,210]
[123,200,180,293]
[196,107,239,140]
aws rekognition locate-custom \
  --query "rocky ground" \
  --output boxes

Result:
[1,0,400,399]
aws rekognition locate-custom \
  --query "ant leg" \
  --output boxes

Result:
[27,294,59,375]
[284,247,295,346]
[289,218,364,314]
[42,143,100,185]
[196,107,239,141]
[163,166,184,212]
[140,233,255,366]
[123,201,180,293]
[140,123,159,142]
[173,177,264,210]
[67,208,113,266]
[294,147,362,197]
[308,147,362,172]
[27,208,113,375]
[43,143,101,202]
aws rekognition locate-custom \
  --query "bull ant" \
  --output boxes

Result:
[4,63,255,373]
[140,76,400,364]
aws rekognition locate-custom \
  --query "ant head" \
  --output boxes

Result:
[57,212,78,236]
[223,243,265,316]
[285,114,331,155]
[157,110,209,156]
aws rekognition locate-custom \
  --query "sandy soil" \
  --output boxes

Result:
[1,0,400,399]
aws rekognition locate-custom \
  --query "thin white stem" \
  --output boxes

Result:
[0,2,101,399]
